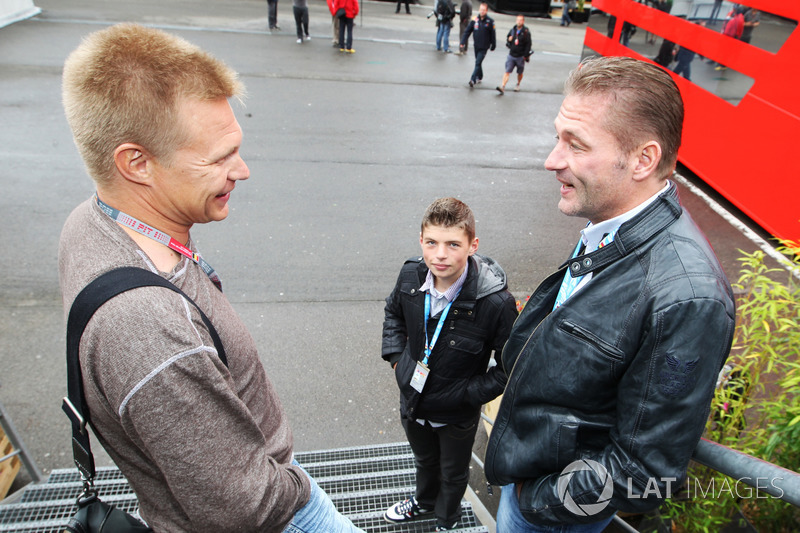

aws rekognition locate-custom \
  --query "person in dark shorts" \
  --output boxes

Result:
[496,14,531,94]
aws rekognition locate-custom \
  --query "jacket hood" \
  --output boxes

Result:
[472,254,508,299]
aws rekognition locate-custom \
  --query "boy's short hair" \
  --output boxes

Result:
[62,23,244,185]
[421,198,476,242]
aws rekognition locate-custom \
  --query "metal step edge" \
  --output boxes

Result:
[18,478,133,493]
[339,499,478,523]
[294,442,411,460]
[44,466,127,484]
[0,518,76,532]
[328,485,416,502]
[316,467,416,484]
[300,454,415,473]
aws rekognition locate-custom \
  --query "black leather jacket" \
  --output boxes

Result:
[382,255,518,424]
[484,183,735,525]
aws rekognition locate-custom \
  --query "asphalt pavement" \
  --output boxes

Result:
[0,0,785,496]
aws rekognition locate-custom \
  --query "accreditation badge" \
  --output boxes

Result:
[410,361,430,393]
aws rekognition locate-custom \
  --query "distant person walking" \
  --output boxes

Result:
[561,0,575,26]
[672,45,695,80]
[460,2,496,87]
[496,15,531,94]
[457,0,472,53]
[268,0,280,31]
[709,0,723,22]
[293,0,310,43]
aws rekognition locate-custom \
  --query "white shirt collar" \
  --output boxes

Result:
[581,180,671,251]
[420,260,470,302]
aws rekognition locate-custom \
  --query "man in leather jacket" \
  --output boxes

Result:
[484,56,735,531]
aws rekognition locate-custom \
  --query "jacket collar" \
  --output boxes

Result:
[560,181,682,278]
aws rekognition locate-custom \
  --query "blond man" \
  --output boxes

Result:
[60,23,362,533]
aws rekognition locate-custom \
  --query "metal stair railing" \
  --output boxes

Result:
[0,398,44,487]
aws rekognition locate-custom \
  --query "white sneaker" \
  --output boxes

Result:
[305,34,311,40]
[384,497,433,523]
[297,38,302,44]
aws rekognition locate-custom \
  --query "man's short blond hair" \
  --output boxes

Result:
[62,23,244,184]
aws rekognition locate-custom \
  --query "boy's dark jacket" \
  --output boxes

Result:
[382,254,518,424]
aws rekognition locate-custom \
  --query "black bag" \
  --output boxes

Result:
[66,494,153,533]
[335,7,345,17]
[62,267,227,533]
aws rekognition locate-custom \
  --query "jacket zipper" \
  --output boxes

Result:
[485,277,557,494]
[559,321,625,362]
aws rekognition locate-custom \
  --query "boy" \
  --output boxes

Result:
[381,198,518,531]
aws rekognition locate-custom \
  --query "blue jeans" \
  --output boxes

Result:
[471,48,487,82]
[496,484,614,533]
[436,22,451,51]
[283,461,364,533]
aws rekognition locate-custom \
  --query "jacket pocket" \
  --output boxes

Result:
[432,333,485,378]
[558,320,625,363]
[556,420,612,468]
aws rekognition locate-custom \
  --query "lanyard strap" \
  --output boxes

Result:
[422,289,460,366]
[95,194,222,290]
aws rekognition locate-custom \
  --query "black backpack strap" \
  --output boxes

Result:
[62,266,227,487]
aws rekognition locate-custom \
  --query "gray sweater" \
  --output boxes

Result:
[58,198,310,532]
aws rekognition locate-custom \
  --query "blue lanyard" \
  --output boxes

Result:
[422,289,460,366]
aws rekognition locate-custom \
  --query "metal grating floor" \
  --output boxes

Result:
[0,442,489,532]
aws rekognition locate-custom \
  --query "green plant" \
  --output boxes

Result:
[662,242,800,532]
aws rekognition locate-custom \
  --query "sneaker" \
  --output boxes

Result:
[305,34,311,40]
[434,523,458,531]
[297,38,302,43]
[514,85,520,92]
[468,80,474,88]
[347,48,355,53]
[496,85,504,95]
[340,48,346,52]
[384,497,433,523]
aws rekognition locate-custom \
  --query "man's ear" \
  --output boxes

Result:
[632,141,662,182]
[469,237,479,255]
[113,143,152,185]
